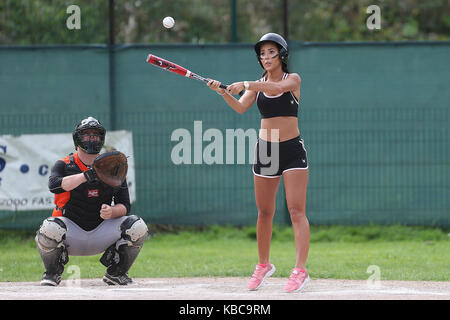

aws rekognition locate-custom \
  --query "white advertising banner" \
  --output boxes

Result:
[0,131,135,211]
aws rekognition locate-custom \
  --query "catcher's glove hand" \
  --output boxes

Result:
[92,151,128,187]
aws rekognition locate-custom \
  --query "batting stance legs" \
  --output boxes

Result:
[35,215,149,286]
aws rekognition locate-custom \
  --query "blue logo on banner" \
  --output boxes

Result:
[20,164,29,173]
[39,165,48,176]
[0,145,6,173]
[0,145,6,186]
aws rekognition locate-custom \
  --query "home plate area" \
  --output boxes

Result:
[1,277,449,300]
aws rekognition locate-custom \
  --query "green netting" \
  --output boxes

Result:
[0,42,449,230]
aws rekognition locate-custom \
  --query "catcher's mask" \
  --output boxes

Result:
[254,33,288,69]
[73,117,106,154]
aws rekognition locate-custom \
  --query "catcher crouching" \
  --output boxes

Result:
[35,116,148,286]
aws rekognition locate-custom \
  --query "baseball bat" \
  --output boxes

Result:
[146,54,243,95]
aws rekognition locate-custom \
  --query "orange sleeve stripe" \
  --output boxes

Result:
[73,152,89,172]
[52,155,72,216]
[61,155,71,164]
[52,208,63,217]
[52,191,70,216]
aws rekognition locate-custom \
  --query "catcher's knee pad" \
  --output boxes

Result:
[120,215,148,247]
[35,217,68,274]
[35,217,67,252]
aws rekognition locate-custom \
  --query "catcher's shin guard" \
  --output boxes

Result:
[35,217,69,275]
[100,215,148,276]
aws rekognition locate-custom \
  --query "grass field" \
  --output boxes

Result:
[0,225,449,282]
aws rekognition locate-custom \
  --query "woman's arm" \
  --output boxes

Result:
[207,80,257,114]
[228,73,301,96]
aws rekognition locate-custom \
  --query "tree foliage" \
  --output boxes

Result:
[0,0,448,45]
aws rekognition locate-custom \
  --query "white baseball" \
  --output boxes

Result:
[163,16,175,29]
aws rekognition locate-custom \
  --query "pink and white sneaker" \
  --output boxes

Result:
[248,263,276,291]
[285,268,310,293]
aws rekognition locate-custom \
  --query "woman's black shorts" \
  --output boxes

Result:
[253,136,308,177]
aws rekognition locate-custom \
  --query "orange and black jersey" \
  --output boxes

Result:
[48,152,131,231]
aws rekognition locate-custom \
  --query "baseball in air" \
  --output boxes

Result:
[163,16,175,29]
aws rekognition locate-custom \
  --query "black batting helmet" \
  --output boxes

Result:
[254,33,289,69]
[72,116,106,154]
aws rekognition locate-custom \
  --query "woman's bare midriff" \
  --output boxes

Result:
[259,116,300,142]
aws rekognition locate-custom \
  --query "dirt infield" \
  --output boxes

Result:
[0,277,449,300]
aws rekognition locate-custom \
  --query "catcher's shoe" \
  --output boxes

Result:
[103,271,133,286]
[40,272,62,286]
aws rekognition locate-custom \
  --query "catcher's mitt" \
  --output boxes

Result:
[93,151,128,187]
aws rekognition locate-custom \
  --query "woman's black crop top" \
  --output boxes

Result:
[256,73,299,119]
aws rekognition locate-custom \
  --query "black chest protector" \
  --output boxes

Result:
[256,73,299,119]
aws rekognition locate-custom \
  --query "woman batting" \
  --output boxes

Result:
[207,33,310,293]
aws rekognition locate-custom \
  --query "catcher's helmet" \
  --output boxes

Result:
[73,116,106,154]
[254,33,288,69]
